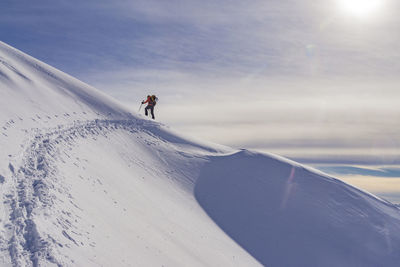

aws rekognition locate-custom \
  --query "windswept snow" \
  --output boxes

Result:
[1,40,400,267]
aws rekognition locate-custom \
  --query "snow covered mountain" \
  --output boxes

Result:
[1,40,400,267]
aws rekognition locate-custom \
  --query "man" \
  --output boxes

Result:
[142,95,157,119]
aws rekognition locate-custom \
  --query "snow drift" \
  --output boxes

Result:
[1,41,400,267]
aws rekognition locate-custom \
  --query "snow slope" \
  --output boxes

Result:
[1,41,400,267]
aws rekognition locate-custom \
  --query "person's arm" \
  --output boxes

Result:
[142,97,149,104]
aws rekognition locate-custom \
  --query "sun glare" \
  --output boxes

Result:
[339,0,382,17]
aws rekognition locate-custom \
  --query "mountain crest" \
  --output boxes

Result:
[1,41,400,266]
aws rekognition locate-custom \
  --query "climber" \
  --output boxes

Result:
[141,95,158,119]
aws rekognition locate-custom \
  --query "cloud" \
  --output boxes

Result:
[85,66,400,166]
[3,0,400,79]
[317,165,400,178]
[111,0,400,78]
[337,175,400,201]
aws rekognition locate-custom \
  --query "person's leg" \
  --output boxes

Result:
[150,106,155,119]
[145,106,149,116]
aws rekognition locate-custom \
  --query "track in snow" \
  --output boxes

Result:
[3,118,159,266]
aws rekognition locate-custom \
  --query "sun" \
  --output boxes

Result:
[339,0,382,17]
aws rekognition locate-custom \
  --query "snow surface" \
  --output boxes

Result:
[1,40,400,266]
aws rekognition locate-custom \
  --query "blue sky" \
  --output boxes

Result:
[2,0,399,78]
[1,0,400,200]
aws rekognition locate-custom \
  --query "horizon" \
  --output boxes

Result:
[1,0,399,202]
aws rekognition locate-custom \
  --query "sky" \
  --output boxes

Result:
[1,0,400,201]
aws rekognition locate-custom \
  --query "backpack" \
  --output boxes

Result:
[151,95,158,105]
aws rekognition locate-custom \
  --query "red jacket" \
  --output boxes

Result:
[143,96,156,106]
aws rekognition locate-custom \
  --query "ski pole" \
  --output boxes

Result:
[138,102,143,113]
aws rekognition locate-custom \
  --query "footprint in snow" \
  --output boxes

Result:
[8,163,14,173]
[4,119,14,126]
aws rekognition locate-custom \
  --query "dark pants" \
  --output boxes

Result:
[145,105,155,119]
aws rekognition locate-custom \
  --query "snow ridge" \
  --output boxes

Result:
[2,41,400,266]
